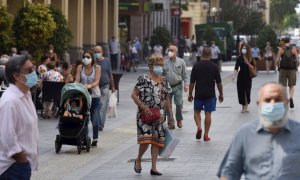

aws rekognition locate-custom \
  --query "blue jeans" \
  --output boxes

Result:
[90,97,101,141]
[0,162,31,180]
[169,83,183,121]
[99,84,110,129]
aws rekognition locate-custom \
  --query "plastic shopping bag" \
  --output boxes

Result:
[107,92,117,118]
[159,126,180,158]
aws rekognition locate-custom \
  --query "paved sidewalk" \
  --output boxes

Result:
[32,63,300,180]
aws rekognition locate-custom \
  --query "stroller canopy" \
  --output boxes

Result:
[60,83,91,108]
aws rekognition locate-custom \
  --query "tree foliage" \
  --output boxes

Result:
[13,3,56,61]
[0,6,14,55]
[47,5,72,60]
[256,26,277,53]
[150,26,172,52]
[220,0,265,35]
[270,0,299,34]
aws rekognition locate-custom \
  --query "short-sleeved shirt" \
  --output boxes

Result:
[96,58,111,87]
[135,74,172,110]
[190,60,221,99]
[251,47,260,58]
[210,46,220,59]
[41,70,64,82]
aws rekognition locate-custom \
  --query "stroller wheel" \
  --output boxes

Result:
[77,145,81,154]
[86,137,91,152]
[55,135,61,154]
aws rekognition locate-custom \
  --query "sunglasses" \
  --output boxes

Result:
[83,56,91,59]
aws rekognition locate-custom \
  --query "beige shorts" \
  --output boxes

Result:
[279,69,296,86]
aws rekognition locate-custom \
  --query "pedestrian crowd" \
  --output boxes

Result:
[0,35,299,179]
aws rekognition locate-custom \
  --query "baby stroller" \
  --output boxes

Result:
[55,83,92,154]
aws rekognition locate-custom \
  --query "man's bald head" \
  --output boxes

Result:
[257,82,288,105]
[201,46,211,60]
[94,46,103,53]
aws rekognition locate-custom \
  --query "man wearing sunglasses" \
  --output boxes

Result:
[0,53,39,179]
[163,45,189,129]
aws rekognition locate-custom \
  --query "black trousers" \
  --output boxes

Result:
[110,53,118,70]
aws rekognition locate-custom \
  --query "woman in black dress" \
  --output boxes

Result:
[232,44,256,113]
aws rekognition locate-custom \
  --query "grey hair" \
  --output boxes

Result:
[5,53,32,84]
[94,46,103,51]
[258,82,288,100]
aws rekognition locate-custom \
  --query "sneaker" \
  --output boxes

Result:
[290,98,294,109]
[91,140,98,147]
[196,128,202,140]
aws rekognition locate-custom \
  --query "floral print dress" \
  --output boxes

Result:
[135,74,172,147]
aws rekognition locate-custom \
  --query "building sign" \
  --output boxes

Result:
[172,0,188,5]
[152,3,163,11]
[171,8,181,16]
[119,2,140,11]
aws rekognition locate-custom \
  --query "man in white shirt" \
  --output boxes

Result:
[153,44,163,56]
[109,36,119,71]
[0,53,39,179]
[210,41,221,71]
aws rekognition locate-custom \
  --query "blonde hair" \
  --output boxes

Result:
[148,54,164,66]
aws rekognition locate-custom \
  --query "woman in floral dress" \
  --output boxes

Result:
[131,55,173,176]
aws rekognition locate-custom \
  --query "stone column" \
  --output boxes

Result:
[1,0,7,6]
[113,0,119,37]
[67,0,83,64]
[96,0,109,56]
[45,0,51,4]
[83,0,96,50]
[62,0,68,20]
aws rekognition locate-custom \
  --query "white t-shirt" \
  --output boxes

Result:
[210,45,220,59]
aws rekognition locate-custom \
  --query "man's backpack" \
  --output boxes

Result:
[280,46,296,69]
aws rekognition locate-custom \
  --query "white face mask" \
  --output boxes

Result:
[168,51,174,58]
[82,57,92,65]
[241,48,247,54]
[258,103,289,129]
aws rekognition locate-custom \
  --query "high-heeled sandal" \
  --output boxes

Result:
[134,160,142,173]
[150,169,162,176]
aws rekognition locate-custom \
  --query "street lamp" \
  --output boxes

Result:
[211,7,217,23]
[211,7,222,23]
[201,0,210,23]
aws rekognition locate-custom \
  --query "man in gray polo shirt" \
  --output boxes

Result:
[218,82,300,180]
[163,45,189,129]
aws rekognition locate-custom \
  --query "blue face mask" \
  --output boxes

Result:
[94,53,102,59]
[153,65,163,75]
[24,71,38,88]
[260,102,286,122]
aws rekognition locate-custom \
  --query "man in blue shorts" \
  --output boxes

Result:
[188,46,224,141]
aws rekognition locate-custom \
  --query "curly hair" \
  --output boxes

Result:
[148,54,164,66]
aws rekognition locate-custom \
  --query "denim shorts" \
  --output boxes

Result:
[194,97,217,112]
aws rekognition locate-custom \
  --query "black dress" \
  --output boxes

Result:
[235,56,253,105]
